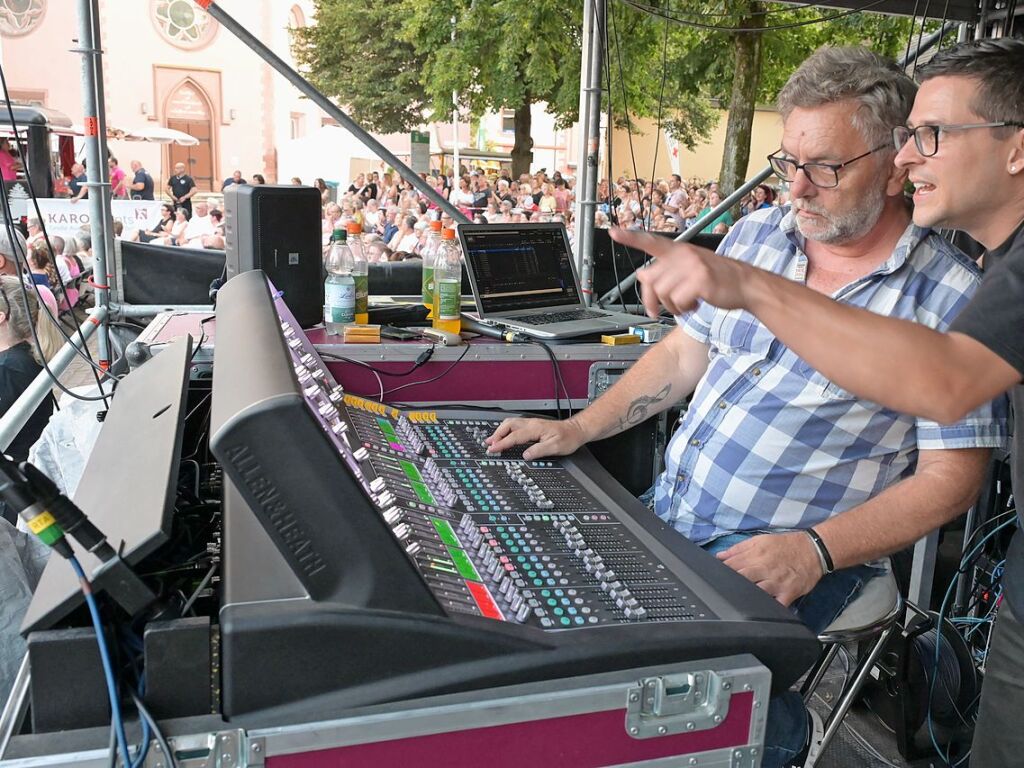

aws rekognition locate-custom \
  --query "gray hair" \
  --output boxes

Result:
[0,220,27,263]
[0,275,38,342]
[917,38,1024,127]
[777,46,916,148]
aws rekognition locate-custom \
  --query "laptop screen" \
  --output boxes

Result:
[460,224,582,315]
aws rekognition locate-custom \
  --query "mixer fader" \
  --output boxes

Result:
[337,395,714,629]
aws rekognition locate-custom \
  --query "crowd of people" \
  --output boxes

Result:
[60,148,793,255]
[312,167,786,262]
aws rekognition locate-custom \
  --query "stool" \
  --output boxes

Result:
[799,558,903,765]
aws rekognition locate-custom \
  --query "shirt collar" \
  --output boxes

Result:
[986,217,1024,262]
[779,203,933,277]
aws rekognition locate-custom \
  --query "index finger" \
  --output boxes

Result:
[609,228,682,260]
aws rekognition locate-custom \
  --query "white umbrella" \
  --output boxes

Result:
[122,126,199,146]
[67,124,199,146]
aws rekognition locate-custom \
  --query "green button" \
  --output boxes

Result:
[447,547,480,581]
[560,617,571,626]
[547,598,557,607]
[431,518,460,547]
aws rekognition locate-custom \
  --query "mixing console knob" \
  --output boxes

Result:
[329,386,345,403]
[353,446,370,462]
[470,531,484,548]
[624,606,647,621]
[303,384,319,398]
[281,322,293,335]
[603,580,623,593]
[383,507,403,525]
[331,420,348,435]
[477,542,489,559]
[318,403,338,419]
[459,514,474,533]
[538,500,554,509]
[300,353,315,367]
[311,368,326,380]
[392,523,411,541]
[515,603,531,623]
[370,477,387,493]
[377,490,396,508]
[287,337,303,350]
[405,542,422,557]
[296,369,312,385]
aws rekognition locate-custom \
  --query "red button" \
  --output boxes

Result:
[466,581,504,620]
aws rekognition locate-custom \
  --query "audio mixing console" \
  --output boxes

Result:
[210,271,819,720]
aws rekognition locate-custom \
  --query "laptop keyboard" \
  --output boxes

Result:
[514,309,610,325]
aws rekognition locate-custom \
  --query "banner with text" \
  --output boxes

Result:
[32,199,164,241]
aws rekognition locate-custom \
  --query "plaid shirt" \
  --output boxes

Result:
[653,206,1007,544]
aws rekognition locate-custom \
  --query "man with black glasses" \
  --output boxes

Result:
[490,45,1006,768]
[611,39,1023,766]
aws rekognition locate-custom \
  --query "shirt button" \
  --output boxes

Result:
[752,368,762,376]
[690,438,701,447]
[718,402,727,409]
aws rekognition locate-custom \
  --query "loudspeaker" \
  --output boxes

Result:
[224,184,323,327]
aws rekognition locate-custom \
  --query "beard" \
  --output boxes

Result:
[792,183,887,244]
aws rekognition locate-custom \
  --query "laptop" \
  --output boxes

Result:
[458,223,644,339]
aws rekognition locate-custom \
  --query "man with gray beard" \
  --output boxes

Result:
[489,46,1005,767]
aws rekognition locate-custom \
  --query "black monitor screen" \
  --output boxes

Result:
[462,225,581,314]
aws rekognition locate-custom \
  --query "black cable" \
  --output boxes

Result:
[935,0,952,54]
[619,0,892,33]
[609,2,643,221]
[634,0,827,20]
[911,0,934,78]
[0,200,113,402]
[320,345,435,377]
[903,0,924,66]
[529,340,574,419]
[646,16,671,232]
[0,59,118,399]
[383,343,471,397]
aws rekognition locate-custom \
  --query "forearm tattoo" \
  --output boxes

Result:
[625,383,673,425]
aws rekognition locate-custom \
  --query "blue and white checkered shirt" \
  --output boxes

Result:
[653,205,1008,545]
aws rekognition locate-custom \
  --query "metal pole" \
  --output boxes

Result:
[597,166,772,308]
[0,306,109,452]
[575,0,605,306]
[76,0,112,368]
[0,655,29,759]
[197,1,469,224]
[451,16,460,181]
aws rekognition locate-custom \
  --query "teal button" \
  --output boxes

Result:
[553,608,564,616]
[541,589,551,597]
[533,578,543,586]
[560,617,572,626]
[547,598,557,607]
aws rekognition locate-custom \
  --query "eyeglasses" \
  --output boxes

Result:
[892,122,1024,157]
[767,145,890,188]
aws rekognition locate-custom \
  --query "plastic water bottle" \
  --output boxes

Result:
[347,221,369,324]
[432,227,462,335]
[324,228,355,334]
[421,219,443,316]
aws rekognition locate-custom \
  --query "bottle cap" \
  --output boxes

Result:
[332,228,345,241]
[442,227,456,240]
[346,221,361,234]
[430,220,443,231]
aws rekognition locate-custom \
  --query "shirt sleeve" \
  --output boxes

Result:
[950,237,1024,376]
[913,396,1008,450]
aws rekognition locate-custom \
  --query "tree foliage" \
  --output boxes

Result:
[292,1,429,135]
[295,0,918,182]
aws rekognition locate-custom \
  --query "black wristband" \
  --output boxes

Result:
[805,528,835,574]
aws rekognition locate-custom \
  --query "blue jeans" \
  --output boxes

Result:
[703,532,881,767]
